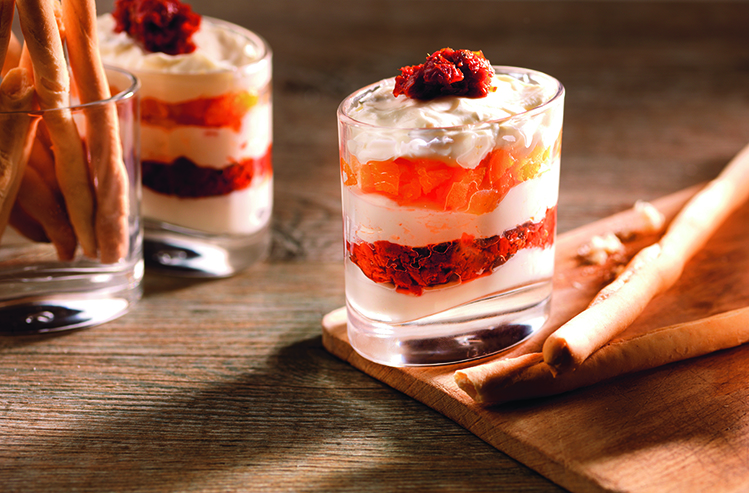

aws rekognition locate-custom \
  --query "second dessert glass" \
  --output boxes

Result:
[121,19,272,277]
[338,66,565,366]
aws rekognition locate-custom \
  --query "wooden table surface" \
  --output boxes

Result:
[3,1,749,491]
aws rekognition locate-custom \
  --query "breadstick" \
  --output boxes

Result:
[18,39,32,73]
[10,201,49,243]
[15,163,77,260]
[0,0,14,73]
[543,142,749,374]
[455,306,749,405]
[16,0,97,258]
[0,67,37,239]
[28,131,59,192]
[1,31,20,76]
[62,0,130,263]
[22,132,78,258]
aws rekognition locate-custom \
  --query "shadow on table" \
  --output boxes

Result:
[141,271,218,297]
[0,274,213,340]
[1,334,558,492]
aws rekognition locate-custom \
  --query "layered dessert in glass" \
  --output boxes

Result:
[97,0,272,276]
[337,49,565,366]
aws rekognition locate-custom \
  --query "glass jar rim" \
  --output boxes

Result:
[0,64,140,117]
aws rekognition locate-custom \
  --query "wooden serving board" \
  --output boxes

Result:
[322,185,749,493]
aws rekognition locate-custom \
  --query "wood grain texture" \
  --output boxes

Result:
[323,186,749,493]
[1,1,748,491]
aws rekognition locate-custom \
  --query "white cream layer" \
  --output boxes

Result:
[345,246,554,323]
[142,176,273,235]
[141,102,272,166]
[344,161,558,246]
[343,74,562,169]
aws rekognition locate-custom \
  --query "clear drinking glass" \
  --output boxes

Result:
[338,66,565,366]
[0,67,142,334]
[124,19,272,277]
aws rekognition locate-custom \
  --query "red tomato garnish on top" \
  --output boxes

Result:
[112,0,201,55]
[393,48,495,100]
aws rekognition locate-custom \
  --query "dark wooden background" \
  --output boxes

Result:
[2,1,748,491]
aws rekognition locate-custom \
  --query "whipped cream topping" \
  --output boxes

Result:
[349,75,552,128]
[97,14,262,73]
[342,71,562,169]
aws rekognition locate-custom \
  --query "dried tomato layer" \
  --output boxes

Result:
[113,0,201,55]
[342,139,559,215]
[393,48,495,100]
[142,147,272,198]
[141,91,259,132]
[347,206,556,296]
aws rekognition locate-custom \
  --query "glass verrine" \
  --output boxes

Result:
[338,66,565,366]
[98,16,273,277]
[0,66,142,334]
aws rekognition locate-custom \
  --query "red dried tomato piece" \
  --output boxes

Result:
[142,147,272,198]
[347,207,556,295]
[113,0,201,55]
[393,48,495,101]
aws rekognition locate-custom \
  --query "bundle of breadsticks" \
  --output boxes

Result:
[455,141,749,406]
[0,0,129,264]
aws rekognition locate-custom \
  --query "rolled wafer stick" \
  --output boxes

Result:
[15,163,77,260]
[10,201,49,243]
[20,131,78,257]
[2,31,21,75]
[62,0,130,263]
[16,0,97,258]
[542,142,749,374]
[18,39,32,73]
[0,66,38,239]
[28,131,59,191]
[454,306,749,406]
[0,0,14,72]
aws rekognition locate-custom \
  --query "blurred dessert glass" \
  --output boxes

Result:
[98,6,272,277]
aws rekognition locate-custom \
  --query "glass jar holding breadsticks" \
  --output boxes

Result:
[0,0,142,333]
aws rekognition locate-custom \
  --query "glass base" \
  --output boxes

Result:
[346,282,551,367]
[0,294,140,335]
[0,260,143,335]
[143,219,270,278]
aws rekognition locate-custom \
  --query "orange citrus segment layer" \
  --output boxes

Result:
[342,139,559,214]
[141,90,259,132]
